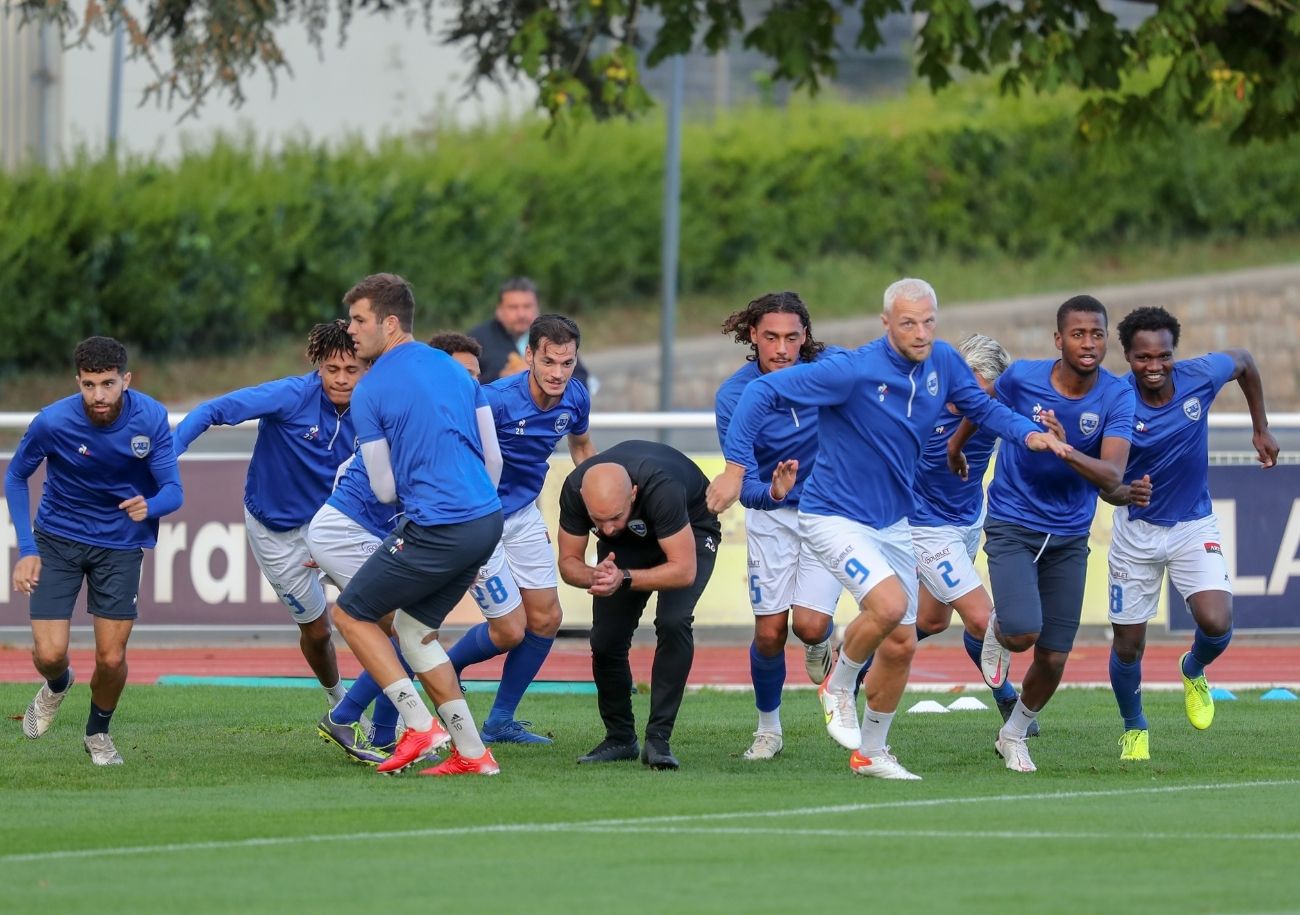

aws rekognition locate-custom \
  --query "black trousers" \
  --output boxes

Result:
[589,541,717,743]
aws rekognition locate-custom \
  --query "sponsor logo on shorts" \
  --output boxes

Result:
[388,537,405,554]
[629,520,648,537]
[704,535,717,553]
[554,412,571,434]
[130,435,152,458]
[1204,542,1222,555]
[1079,412,1100,436]
[832,544,855,567]
[1109,567,1129,581]
[926,371,939,396]
[920,546,952,565]
[1183,397,1202,421]
[360,541,379,555]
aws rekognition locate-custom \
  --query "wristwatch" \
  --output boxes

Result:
[618,568,634,592]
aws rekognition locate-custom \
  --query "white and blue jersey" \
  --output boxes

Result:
[1123,353,1236,527]
[352,342,500,527]
[327,451,401,540]
[715,358,822,511]
[484,371,590,517]
[176,373,355,532]
[912,417,999,528]
[4,390,182,555]
[724,338,1041,530]
[986,359,1135,536]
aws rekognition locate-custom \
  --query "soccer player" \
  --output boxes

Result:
[959,295,1137,773]
[713,292,845,761]
[336,273,505,777]
[447,314,596,744]
[175,321,363,708]
[313,332,492,765]
[911,333,1033,726]
[559,440,722,770]
[1104,306,1277,761]
[711,279,1068,780]
[427,331,483,381]
[6,337,183,765]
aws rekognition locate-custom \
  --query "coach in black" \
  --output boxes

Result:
[558,440,721,770]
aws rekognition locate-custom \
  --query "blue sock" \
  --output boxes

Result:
[371,696,399,747]
[486,631,555,728]
[1109,648,1148,730]
[447,623,504,676]
[750,641,786,713]
[853,653,874,696]
[333,672,380,725]
[1183,627,1232,679]
[916,624,941,643]
[817,618,835,643]
[86,702,114,736]
[47,668,72,693]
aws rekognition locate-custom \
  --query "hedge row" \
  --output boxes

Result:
[3,91,1299,370]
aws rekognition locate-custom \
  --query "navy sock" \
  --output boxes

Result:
[750,641,786,714]
[334,672,381,725]
[1109,648,1147,730]
[486,631,555,728]
[47,668,72,694]
[371,696,399,747]
[86,702,115,737]
[916,624,941,643]
[447,623,504,676]
[1183,627,1232,679]
[853,653,874,696]
[817,618,835,643]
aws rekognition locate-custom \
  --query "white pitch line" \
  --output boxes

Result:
[2,778,1296,865]
[576,825,1300,841]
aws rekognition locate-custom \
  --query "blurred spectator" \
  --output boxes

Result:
[467,278,592,388]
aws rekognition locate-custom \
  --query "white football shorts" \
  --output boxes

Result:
[306,503,382,592]
[244,507,328,625]
[470,502,558,619]
[746,506,842,616]
[911,522,984,605]
[799,512,918,625]
[1107,512,1232,625]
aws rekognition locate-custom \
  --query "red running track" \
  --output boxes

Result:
[1,642,1296,687]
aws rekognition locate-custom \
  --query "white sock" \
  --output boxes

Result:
[437,699,486,758]
[1001,698,1038,740]
[757,708,782,734]
[829,651,867,693]
[382,678,434,732]
[859,706,895,754]
[324,680,347,706]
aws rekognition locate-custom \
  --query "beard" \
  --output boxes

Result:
[83,398,124,427]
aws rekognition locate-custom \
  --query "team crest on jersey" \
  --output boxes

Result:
[926,371,939,397]
[1183,397,1202,422]
[629,520,648,537]
[554,412,571,434]
[1079,412,1100,436]
[130,435,151,458]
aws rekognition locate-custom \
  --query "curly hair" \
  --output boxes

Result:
[1117,306,1181,353]
[721,291,825,364]
[74,336,129,375]
[306,319,356,365]
[428,331,483,358]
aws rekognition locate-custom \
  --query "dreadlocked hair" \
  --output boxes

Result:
[721,291,825,364]
[306,319,355,365]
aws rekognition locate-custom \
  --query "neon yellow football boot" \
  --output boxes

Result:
[1180,651,1215,730]
[1119,728,1150,761]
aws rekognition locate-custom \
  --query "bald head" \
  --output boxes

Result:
[581,463,637,538]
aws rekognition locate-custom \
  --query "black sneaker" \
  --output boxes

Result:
[996,695,1041,738]
[576,738,640,764]
[641,736,680,770]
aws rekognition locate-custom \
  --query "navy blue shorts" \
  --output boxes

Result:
[983,518,1090,653]
[338,511,503,630]
[29,529,144,621]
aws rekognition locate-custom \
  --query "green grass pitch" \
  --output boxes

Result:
[2,684,1298,914]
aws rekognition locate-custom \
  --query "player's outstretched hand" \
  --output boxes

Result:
[118,494,149,522]
[13,556,41,593]
[1039,408,1068,442]
[706,463,744,514]
[588,553,622,597]
[768,459,799,501]
[1026,431,1073,459]
[1254,429,1280,469]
